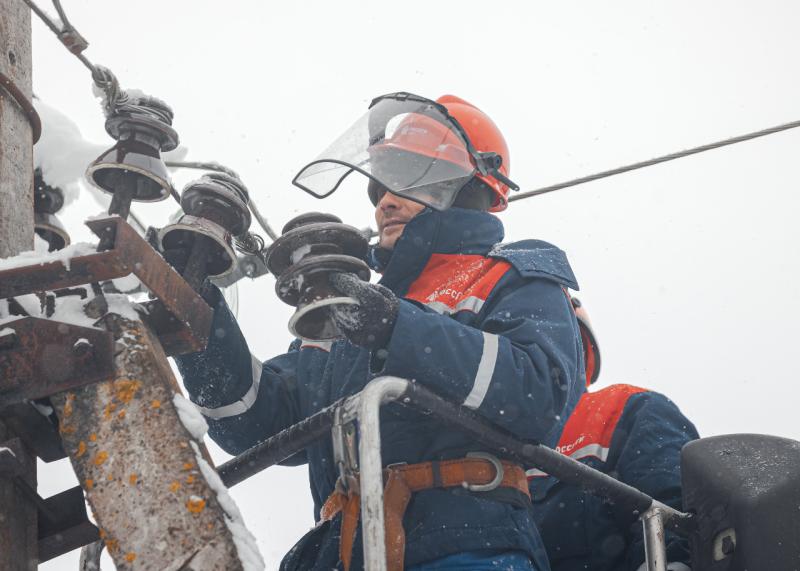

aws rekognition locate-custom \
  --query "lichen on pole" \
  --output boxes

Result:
[51,313,247,570]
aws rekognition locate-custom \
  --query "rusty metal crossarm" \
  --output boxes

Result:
[0,317,114,409]
[0,216,213,354]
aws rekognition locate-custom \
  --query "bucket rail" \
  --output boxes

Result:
[213,376,693,571]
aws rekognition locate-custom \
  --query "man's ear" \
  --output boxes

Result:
[451,178,493,210]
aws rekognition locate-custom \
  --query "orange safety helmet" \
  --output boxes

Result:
[373,94,513,211]
[435,95,512,212]
[293,92,517,212]
[571,297,601,386]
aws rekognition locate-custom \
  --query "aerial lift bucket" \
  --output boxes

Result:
[682,434,800,570]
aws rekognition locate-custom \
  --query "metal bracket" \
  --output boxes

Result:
[0,71,42,143]
[0,401,65,462]
[37,486,100,563]
[0,438,25,478]
[0,317,114,409]
[0,438,98,561]
[1,438,59,525]
[210,252,269,288]
[0,216,212,355]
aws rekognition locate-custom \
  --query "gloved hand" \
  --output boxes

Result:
[161,247,190,274]
[329,273,399,350]
[160,247,221,305]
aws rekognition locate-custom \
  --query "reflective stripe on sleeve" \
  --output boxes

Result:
[526,443,611,478]
[424,295,486,315]
[462,332,499,410]
[566,442,610,462]
[196,353,263,420]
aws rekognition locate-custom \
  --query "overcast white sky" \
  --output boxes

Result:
[25,1,800,568]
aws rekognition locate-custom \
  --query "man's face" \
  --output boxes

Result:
[374,190,426,250]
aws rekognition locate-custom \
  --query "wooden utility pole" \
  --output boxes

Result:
[0,0,37,569]
[0,0,33,254]
[50,315,245,570]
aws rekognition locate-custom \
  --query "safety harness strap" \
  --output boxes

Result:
[320,456,530,571]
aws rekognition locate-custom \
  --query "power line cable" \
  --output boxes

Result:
[510,119,800,202]
[24,0,184,211]
[23,0,101,85]
[23,0,800,219]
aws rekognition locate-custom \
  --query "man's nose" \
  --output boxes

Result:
[378,190,402,211]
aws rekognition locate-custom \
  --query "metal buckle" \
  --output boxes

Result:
[464,452,504,492]
[332,408,360,494]
[385,462,408,470]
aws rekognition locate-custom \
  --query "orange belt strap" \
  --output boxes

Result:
[320,457,530,571]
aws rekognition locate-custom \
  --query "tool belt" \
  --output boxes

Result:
[319,453,530,571]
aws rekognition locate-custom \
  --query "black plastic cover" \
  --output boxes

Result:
[682,434,800,570]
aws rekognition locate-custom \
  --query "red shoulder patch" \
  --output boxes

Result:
[528,384,648,478]
[405,254,511,315]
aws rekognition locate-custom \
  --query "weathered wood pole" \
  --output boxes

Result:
[50,314,246,570]
[0,0,34,256]
[0,1,37,569]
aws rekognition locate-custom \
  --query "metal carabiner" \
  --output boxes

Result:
[464,452,504,492]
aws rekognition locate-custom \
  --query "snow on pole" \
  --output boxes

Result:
[50,313,251,570]
[32,99,104,208]
[173,396,265,570]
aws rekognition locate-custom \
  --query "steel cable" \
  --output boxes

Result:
[23,0,799,224]
[22,0,133,115]
[510,119,800,202]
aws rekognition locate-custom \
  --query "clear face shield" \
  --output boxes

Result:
[292,93,480,211]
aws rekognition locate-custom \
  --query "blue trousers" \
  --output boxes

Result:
[406,550,537,570]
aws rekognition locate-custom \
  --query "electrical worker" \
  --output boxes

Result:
[175,93,585,570]
[529,298,698,571]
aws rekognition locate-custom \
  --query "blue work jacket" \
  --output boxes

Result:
[176,207,584,569]
[529,385,699,571]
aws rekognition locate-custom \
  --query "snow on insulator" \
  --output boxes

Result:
[32,99,189,210]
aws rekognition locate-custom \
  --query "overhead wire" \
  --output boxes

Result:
[23,0,189,213]
[22,0,98,82]
[22,0,800,233]
[165,161,239,179]
[510,119,800,202]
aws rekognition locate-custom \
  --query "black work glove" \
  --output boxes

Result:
[161,247,190,274]
[160,247,220,305]
[329,273,399,350]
